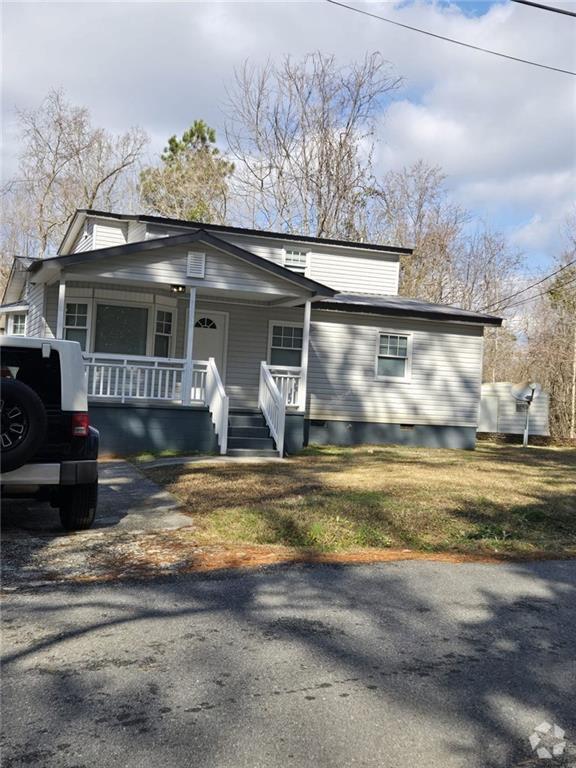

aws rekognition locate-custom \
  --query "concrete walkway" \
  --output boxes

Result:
[1,459,192,537]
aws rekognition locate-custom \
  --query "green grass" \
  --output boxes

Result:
[144,444,576,556]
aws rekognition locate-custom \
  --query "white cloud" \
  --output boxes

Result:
[1,0,575,266]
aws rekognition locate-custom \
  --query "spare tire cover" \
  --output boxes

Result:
[0,379,47,473]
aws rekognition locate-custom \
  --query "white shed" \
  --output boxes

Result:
[478,382,550,436]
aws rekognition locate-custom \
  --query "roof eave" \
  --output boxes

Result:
[317,301,503,327]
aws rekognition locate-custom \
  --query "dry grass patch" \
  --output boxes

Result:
[144,444,576,556]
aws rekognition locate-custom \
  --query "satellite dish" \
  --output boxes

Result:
[511,381,542,402]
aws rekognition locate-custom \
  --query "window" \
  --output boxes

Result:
[269,324,303,366]
[516,401,529,413]
[283,249,308,275]
[376,333,411,380]
[195,317,217,329]
[9,314,27,336]
[64,303,89,350]
[154,309,173,358]
[94,304,148,355]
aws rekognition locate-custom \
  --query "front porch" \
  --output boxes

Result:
[31,226,332,456]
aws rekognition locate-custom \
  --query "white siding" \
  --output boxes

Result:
[26,283,46,336]
[309,251,399,295]
[478,382,550,436]
[71,222,94,253]
[127,220,147,243]
[93,221,128,249]
[307,311,484,427]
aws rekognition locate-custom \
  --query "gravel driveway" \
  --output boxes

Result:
[2,560,575,768]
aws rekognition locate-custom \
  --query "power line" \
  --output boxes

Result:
[511,0,576,18]
[480,257,576,312]
[325,0,576,76]
[500,271,576,311]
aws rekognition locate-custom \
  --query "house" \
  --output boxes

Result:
[478,382,550,438]
[0,210,502,456]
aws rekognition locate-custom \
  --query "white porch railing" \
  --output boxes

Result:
[83,353,208,404]
[205,357,229,455]
[258,362,285,457]
[268,365,303,410]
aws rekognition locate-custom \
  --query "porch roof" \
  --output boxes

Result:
[317,293,503,326]
[29,229,337,298]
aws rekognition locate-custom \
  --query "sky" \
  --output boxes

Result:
[1,0,575,273]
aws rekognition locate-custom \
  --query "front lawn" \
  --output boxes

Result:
[144,444,576,557]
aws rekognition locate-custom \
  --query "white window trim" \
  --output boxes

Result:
[267,320,304,368]
[282,248,311,278]
[90,298,154,356]
[63,301,92,350]
[154,306,177,358]
[8,313,27,336]
[374,330,413,383]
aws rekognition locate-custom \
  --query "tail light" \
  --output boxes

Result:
[71,413,90,437]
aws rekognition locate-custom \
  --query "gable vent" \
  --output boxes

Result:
[187,251,206,278]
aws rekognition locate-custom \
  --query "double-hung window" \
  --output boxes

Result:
[376,333,411,381]
[154,309,173,358]
[64,303,89,350]
[269,324,303,366]
[9,313,27,335]
[283,249,309,275]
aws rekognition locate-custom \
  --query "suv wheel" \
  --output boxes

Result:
[0,379,47,473]
[59,481,98,531]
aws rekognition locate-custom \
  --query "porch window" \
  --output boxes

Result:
[283,249,309,275]
[269,324,303,366]
[9,313,27,336]
[94,304,148,356]
[64,303,88,350]
[154,309,173,358]
[376,333,411,380]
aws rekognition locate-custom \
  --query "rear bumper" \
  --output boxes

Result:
[1,460,98,487]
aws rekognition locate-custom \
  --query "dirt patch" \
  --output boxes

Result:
[3,525,574,589]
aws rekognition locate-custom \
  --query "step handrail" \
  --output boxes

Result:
[258,361,285,457]
[205,357,229,455]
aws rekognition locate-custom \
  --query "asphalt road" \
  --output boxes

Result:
[2,560,575,768]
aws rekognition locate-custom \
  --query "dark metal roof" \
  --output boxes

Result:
[30,229,337,297]
[318,293,503,326]
[65,209,414,256]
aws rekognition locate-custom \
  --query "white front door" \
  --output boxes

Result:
[193,311,228,380]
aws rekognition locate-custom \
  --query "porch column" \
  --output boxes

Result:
[182,287,197,406]
[56,280,66,339]
[299,299,312,412]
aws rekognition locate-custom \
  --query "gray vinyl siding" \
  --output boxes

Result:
[144,225,401,296]
[93,221,128,249]
[307,312,484,428]
[26,283,46,337]
[194,300,302,408]
[68,245,308,296]
[44,283,59,338]
[478,382,550,436]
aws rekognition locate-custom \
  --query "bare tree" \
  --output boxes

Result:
[1,89,148,260]
[225,52,401,238]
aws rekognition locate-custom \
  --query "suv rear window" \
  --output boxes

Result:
[0,347,62,408]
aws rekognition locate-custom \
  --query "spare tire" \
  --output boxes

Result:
[0,379,47,473]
